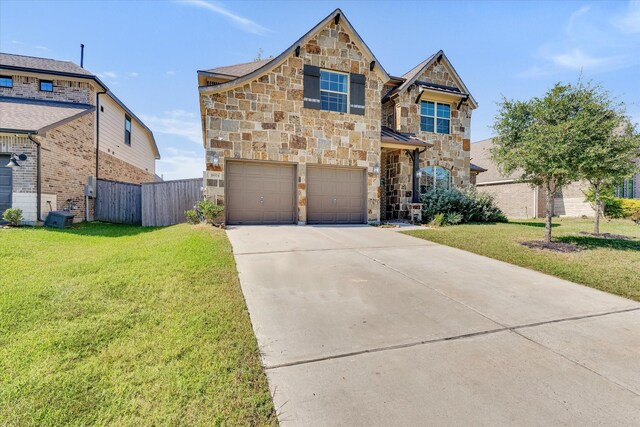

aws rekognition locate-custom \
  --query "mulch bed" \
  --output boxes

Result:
[578,231,633,240]
[521,240,584,253]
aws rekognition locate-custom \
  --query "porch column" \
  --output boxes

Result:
[412,148,420,203]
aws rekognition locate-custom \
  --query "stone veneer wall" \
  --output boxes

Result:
[202,20,383,223]
[0,75,95,104]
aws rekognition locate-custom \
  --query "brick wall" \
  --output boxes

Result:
[99,150,157,183]
[202,20,383,223]
[477,182,537,219]
[0,75,95,104]
[39,113,96,220]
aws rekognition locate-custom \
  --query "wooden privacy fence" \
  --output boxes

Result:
[95,179,142,225]
[95,178,202,226]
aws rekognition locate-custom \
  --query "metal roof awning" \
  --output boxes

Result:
[381,126,433,149]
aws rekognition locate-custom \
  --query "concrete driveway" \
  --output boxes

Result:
[227,225,640,426]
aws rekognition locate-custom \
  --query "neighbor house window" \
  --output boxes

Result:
[419,166,451,194]
[320,70,348,113]
[124,115,132,146]
[0,76,12,88]
[39,80,53,92]
[420,101,450,134]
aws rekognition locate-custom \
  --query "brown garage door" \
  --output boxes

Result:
[307,166,366,224]
[226,161,296,225]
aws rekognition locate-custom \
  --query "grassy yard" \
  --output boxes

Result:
[0,223,275,426]
[404,218,640,302]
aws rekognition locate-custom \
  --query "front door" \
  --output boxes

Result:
[0,155,13,218]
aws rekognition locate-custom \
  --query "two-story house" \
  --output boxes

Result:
[0,53,160,224]
[198,9,476,225]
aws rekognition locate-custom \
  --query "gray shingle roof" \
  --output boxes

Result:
[0,96,94,133]
[0,53,93,76]
[204,58,273,77]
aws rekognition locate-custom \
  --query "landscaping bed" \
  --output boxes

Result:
[404,218,640,302]
[0,223,275,426]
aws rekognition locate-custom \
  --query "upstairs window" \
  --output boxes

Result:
[124,115,132,146]
[40,80,53,92]
[320,70,348,113]
[0,76,12,88]
[420,101,450,134]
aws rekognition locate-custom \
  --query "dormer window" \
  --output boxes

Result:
[40,80,53,92]
[0,76,12,88]
[420,101,450,134]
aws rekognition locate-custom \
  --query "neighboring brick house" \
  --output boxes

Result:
[198,9,478,224]
[471,138,596,218]
[0,53,160,224]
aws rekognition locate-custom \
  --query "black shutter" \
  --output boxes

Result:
[350,73,365,115]
[303,64,320,110]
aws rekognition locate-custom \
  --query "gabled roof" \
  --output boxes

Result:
[385,51,477,108]
[203,58,272,78]
[0,52,160,159]
[198,8,391,94]
[0,96,95,134]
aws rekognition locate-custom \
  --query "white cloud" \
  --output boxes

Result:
[129,72,139,77]
[156,147,205,181]
[567,5,591,34]
[613,1,640,34]
[179,0,270,35]
[33,45,48,51]
[549,49,627,71]
[139,110,202,145]
[166,70,176,76]
[99,71,118,79]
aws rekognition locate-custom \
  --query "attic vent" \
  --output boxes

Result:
[206,80,220,86]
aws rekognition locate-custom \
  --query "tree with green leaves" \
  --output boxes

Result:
[492,83,583,244]
[568,81,640,234]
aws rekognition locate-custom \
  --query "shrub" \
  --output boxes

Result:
[2,208,23,226]
[430,213,446,227]
[584,187,624,218]
[620,198,640,223]
[420,187,507,225]
[197,199,224,224]
[185,209,200,225]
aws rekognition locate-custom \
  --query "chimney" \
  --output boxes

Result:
[80,44,85,68]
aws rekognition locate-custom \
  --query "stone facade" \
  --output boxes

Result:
[202,20,383,223]
[381,62,473,219]
[0,74,95,105]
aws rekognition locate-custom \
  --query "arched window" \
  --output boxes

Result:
[419,166,451,194]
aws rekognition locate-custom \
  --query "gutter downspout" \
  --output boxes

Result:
[27,134,42,222]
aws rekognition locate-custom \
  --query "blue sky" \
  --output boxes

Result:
[1,0,639,179]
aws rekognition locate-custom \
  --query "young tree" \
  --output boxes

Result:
[492,83,582,244]
[568,81,640,233]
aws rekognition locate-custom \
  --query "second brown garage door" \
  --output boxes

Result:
[226,161,296,225]
[307,166,366,224]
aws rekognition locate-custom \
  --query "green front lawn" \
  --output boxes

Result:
[0,223,275,426]
[404,218,640,302]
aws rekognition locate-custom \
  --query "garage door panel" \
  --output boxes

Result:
[307,166,365,224]
[226,161,296,225]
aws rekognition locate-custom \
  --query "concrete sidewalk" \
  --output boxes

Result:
[227,225,640,426]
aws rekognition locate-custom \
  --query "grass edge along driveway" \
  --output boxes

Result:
[404,218,640,302]
[0,223,276,426]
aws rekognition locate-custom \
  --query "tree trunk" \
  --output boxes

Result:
[545,186,553,244]
[594,184,601,235]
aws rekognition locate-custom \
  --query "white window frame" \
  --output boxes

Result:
[420,101,451,134]
[320,69,349,113]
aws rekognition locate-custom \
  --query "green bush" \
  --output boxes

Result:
[185,209,200,225]
[584,187,624,218]
[620,198,640,223]
[430,213,446,227]
[2,208,23,226]
[197,199,224,224]
[421,187,507,225]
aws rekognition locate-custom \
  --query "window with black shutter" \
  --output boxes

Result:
[349,73,365,115]
[303,65,366,115]
[303,65,321,109]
